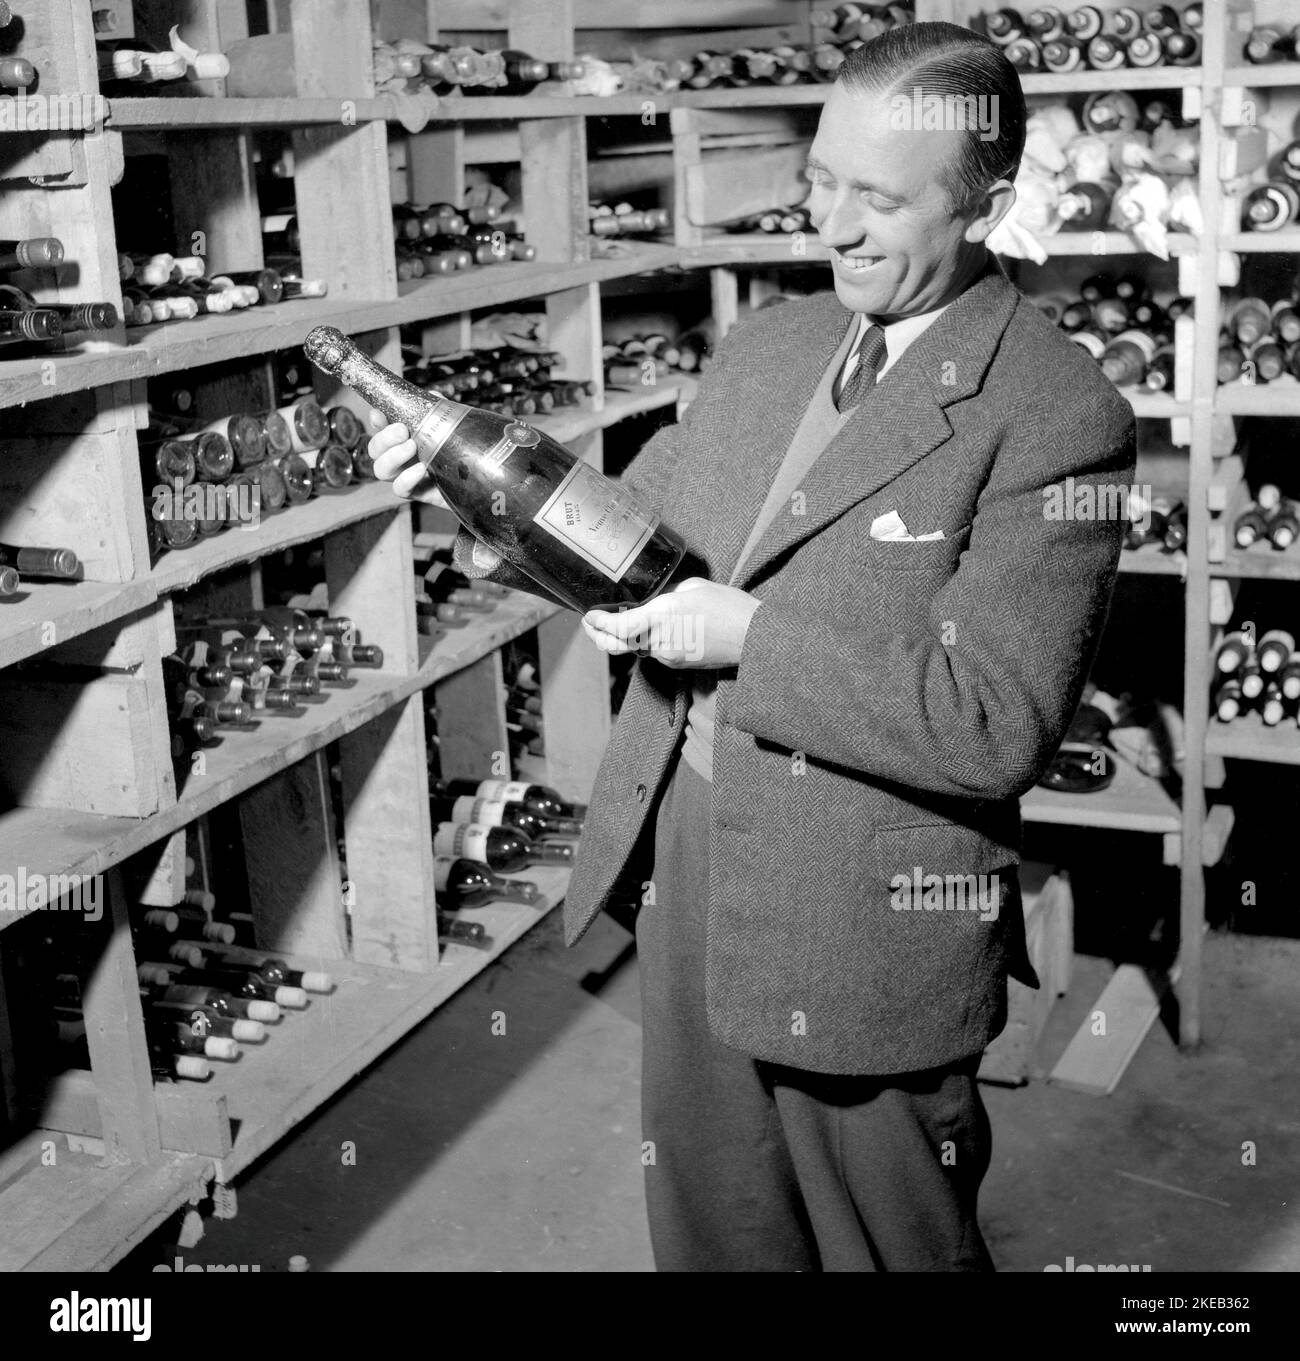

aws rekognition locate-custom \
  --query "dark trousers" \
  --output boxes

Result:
[637,752,996,1272]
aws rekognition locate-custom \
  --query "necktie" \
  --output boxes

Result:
[835,322,887,413]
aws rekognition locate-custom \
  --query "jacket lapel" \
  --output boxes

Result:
[733,260,1020,590]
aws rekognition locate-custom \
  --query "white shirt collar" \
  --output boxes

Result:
[852,303,950,374]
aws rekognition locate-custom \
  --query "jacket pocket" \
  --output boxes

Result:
[873,821,1018,921]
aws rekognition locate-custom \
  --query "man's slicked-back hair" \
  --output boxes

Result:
[838,21,1027,215]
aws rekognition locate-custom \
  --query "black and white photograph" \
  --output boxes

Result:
[0,0,1297,1326]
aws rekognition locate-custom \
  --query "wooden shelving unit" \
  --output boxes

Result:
[2,0,1294,1265]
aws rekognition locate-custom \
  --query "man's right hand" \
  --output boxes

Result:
[367,409,449,509]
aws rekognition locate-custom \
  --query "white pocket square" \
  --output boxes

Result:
[870,510,945,543]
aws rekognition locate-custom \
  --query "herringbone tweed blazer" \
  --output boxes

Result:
[457,256,1137,1076]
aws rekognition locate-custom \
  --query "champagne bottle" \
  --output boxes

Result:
[0,543,79,578]
[434,855,541,907]
[433,821,573,871]
[305,327,686,612]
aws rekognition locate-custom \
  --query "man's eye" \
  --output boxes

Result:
[863,192,899,213]
[804,167,830,186]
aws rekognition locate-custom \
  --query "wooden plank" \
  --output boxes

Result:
[0,578,159,672]
[519,117,590,263]
[1049,963,1177,1097]
[133,830,189,908]
[538,610,608,804]
[170,132,264,275]
[37,1068,234,1158]
[80,870,163,1163]
[0,672,168,818]
[1020,752,1181,834]
[239,751,349,960]
[323,505,418,678]
[711,266,740,338]
[685,142,810,227]
[670,108,704,249]
[434,650,510,782]
[407,125,465,205]
[1208,453,1243,513]
[338,698,438,971]
[437,0,803,26]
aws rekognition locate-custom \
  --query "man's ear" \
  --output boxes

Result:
[964,179,1017,244]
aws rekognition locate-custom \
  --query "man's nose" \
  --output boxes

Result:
[815,194,865,249]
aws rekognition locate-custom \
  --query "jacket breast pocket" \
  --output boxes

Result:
[863,522,971,574]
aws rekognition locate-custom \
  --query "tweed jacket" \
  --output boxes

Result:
[456,257,1137,1076]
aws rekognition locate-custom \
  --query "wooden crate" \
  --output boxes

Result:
[978,863,1074,1086]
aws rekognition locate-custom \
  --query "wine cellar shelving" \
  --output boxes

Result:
[1,0,1297,1267]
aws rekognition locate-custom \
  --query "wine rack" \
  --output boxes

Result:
[1,0,1296,1266]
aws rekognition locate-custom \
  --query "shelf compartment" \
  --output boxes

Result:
[532,375,697,444]
[107,92,438,131]
[1206,711,1300,765]
[200,875,568,1183]
[0,577,158,671]
[1021,754,1181,834]
[1020,68,1203,94]
[680,234,830,268]
[0,245,681,413]
[1213,545,1300,581]
[148,482,397,596]
[1222,65,1300,89]
[417,591,564,685]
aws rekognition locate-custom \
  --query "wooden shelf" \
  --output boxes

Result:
[681,234,830,268]
[1214,378,1300,415]
[203,871,569,1183]
[1021,755,1181,834]
[417,590,564,684]
[108,92,440,131]
[0,577,158,670]
[149,483,397,596]
[1125,393,1191,419]
[1021,67,1203,94]
[532,375,697,444]
[1220,229,1300,253]
[1120,546,1187,576]
[1213,544,1300,581]
[0,1134,211,1272]
[1206,711,1300,765]
[1034,232,1201,257]
[1223,64,1300,88]
[0,245,681,412]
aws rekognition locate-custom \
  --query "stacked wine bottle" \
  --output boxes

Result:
[391,201,533,280]
[1230,484,1299,556]
[1212,628,1300,730]
[165,607,382,757]
[976,5,1202,72]
[589,202,671,239]
[400,343,592,417]
[1037,273,1190,393]
[0,235,118,348]
[604,324,714,385]
[145,388,371,559]
[1216,297,1300,383]
[120,252,325,328]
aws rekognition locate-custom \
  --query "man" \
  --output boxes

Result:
[370,22,1136,1271]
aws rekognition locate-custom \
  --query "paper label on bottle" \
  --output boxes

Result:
[433,856,455,892]
[481,420,541,469]
[412,403,468,463]
[532,461,660,582]
[434,822,489,862]
[480,779,529,803]
[469,798,509,828]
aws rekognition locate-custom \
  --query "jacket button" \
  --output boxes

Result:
[636,783,647,802]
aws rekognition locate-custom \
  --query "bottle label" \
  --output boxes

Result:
[470,797,508,827]
[481,420,541,469]
[532,461,660,582]
[479,779,529,803]
[411,403,469,462]
[434,822,489,862]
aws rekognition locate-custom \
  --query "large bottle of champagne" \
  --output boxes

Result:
[304,327,686,611]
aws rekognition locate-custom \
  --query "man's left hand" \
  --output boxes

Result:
[581,578,761,670]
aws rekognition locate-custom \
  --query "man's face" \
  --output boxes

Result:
[805,83,981,321]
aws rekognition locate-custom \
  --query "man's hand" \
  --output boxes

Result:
[366,409,503,571]
[582,578,761,669]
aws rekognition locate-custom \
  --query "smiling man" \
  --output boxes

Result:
[370,21,1136,1272]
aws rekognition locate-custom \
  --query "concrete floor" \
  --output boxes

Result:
[121,918,1300,1273]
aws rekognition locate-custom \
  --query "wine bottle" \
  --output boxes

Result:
[1244,26,1292,64]
[1084,35,1127,70]
[433,794,582,840]
[0,543,79,579]
[1104,6,1142,39]
[146,998,266,1043]
[0,307,62,344]
[1026,7,1065,40]
[0,56,35,89]
[166,965,308,1009]
[1125,34,1164,68]
[1261,681,1286,726]
[198,949,333,994]
[1212,677,1243,722]
[1233,505,1269,549]
[1243,182,1299,232]
[1257,629,1295,673]
[1240,655,1265,699]
[1101,330,1155,386]
[301,444,355,493]
[433,821,573,871]
[1267,502,1300,551]
[1056,182,1110,228]
[438,912,490,947]
[1280,654,1300,701]
[137,970,282,1021]
[1066,6,1104,40]
[0,237,65,272]
[304,327,686,612]
[1215,631,1253,673]
[433,855,541,908]
[1163,30,1200,65]
[983,8,1026,44]
[1248,336,1286,383]
[147,1016,239,1061]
